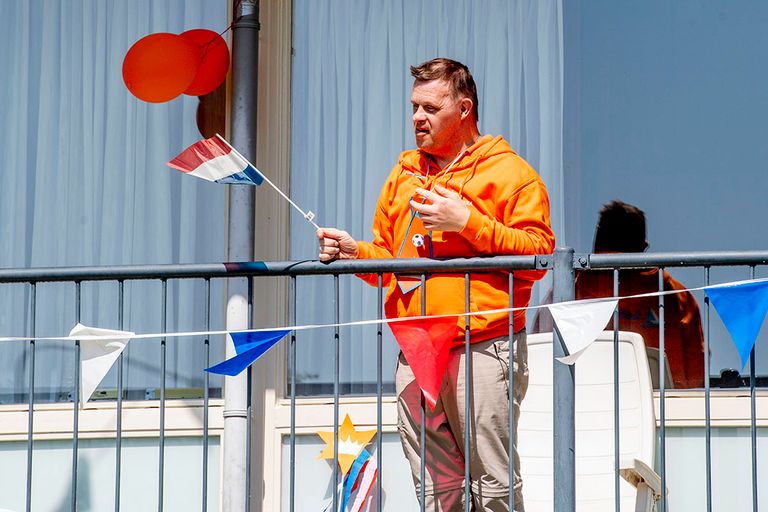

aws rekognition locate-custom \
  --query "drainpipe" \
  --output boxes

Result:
[224,1,259,510]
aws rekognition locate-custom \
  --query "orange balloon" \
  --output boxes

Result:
[181,29,230,97]
[122,33,201,103]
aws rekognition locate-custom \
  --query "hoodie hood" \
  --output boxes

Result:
[398,135,517,175]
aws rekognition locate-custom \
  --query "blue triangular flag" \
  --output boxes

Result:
[205,329,291,376]
[705,279,768,368]
[230,329,290,354]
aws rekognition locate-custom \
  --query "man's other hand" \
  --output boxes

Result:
[410,185,470,232]
[317,228,359,262]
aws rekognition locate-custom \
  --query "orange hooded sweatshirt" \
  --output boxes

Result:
[356,135,555,345]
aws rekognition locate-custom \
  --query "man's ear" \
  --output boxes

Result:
[459,98,473,119]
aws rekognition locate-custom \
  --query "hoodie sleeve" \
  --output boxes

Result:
[459,178,555,257]
[354,168,398,287]
[357,201,394,260]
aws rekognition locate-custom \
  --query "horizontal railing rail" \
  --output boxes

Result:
[581,250,768,268]
[0,255,540,283]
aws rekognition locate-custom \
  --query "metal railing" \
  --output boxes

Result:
[0,263,239,512]
[1,250,767,511]
[576,249,768,512]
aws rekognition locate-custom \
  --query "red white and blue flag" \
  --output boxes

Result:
[167,134,264,185]
[167,134,320,228]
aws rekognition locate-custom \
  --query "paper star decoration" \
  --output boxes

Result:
[317,413,377,476]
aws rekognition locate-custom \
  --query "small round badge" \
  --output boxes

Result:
[412,234,425,248]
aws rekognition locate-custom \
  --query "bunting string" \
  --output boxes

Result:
[1,277,765,344]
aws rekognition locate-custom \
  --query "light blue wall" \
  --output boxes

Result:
[564,0,768,253]
[563,1,768,377]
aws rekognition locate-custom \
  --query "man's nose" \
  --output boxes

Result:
[413,109,426,123]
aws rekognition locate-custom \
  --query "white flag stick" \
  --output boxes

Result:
[215,134,320,230]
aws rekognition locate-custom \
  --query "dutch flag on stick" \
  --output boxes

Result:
[167,134,264,185]
[167,134,319,228]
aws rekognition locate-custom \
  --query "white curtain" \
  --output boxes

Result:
[0,0,227,402]
[290,0,564,394]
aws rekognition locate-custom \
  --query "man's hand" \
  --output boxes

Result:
[317,228,359,262]
[410,185,470,232]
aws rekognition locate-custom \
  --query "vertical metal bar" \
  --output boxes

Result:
[246,371,253,508]
[202,278,211,512]
[158,279,167,512]
[115,280,125,512]
[552,248,575,512]
[376,273,383,511]
[613,269,620,512]
[420,273,427,512]
[464,273,471,512]
[72,281,81,512]
[704,266,712,512]
[246,358,253,508]
[25,282,36,512]
[333,274,340,512]
[749,266,758,512]
[246,276,254,511]
[289,276,297,512]
[658,269,667,512]
[508,272,515,512]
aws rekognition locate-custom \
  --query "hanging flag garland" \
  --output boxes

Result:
[8,277,768,401]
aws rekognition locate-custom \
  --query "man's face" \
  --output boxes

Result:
[411,79,464,160]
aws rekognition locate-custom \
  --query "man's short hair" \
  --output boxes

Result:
[410,58,479,121]
[593,200,648,253]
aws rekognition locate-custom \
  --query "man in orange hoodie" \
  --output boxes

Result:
[318,58,555,511]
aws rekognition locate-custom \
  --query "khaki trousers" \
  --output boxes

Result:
[396,331,528,512]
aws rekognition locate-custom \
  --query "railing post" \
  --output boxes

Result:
[552,247,575,512]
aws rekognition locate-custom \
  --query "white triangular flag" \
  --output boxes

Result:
[69,323,134,406]
[549,299,618,364]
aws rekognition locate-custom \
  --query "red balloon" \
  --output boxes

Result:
[196,81,226,138]
[180,29,230,97]
[122,33,201,103]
